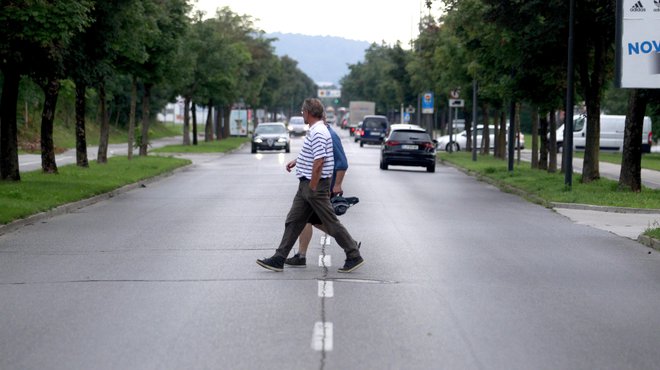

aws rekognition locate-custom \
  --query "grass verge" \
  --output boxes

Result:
[151,137,249,153]
[0,156,190,225]
[438,152,660,209]
[573,152,660,171]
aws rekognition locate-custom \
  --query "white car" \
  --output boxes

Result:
[437,125,525,152]
[287,116,308,136]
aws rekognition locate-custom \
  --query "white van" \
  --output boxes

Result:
[556,115,653,153]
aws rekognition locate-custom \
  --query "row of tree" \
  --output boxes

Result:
[0,1,316,181]
[340,0,659,191]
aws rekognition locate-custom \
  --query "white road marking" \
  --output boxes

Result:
[318,280,334,297]
[311,322,333,351]
[318,255,331,267]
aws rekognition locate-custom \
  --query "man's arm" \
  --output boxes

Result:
[310,158,324,191]
[332,170,346,195]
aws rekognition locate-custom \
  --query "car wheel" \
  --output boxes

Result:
[557,142,563,153]
[251,144,257,154]
[360,141,364,147]
[285,144,290,153]
[380,160,388,170]
[445,142,460,152]
[427,162,436,173]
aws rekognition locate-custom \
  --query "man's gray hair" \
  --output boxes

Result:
[301,98,325,119]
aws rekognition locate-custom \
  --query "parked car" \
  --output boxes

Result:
[436,125,525,152]
[287,116,308,136]
[252,122,290,153]
[359,115,389,147]
[380,124,437,172]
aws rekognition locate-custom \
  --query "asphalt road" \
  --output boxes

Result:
[2,128,660,369]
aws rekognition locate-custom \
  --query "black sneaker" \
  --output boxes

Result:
[338,256,364,273]
[284,253,306,267]
[256,256,285,272]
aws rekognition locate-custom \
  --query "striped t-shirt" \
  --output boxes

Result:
[296,122,334,179]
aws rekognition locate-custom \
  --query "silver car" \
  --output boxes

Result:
[287,116,308,136]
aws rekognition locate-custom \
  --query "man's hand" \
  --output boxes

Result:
[286,159,296,172]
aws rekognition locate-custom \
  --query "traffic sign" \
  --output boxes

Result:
[450,89,460,99]
[422,92,434,114]
[449,99,464,107]
[317,89,341,98]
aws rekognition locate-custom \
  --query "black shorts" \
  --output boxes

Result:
[308,211,322,226]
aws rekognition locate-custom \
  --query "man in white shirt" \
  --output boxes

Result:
[256,98,364,273]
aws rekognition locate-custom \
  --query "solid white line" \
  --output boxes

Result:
[318,255,331,267]
[318,280,334,297]
[311,321,333,351]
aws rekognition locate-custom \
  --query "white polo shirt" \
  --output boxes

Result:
[296,121,334,179]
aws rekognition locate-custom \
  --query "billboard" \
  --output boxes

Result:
[615,0,660,88]
[317,89,341,98]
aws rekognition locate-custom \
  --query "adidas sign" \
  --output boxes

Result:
[630,0,646,11]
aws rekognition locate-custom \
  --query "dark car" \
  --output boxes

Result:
[380,124,437,172]
[359,115,389,147]
[251,122,290,153]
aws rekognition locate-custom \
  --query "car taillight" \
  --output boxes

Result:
[350,127,355,133]
[649,131,653,145]
[385,140,400,147]
[422,142,434,150]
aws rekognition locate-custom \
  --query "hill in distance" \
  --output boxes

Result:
[268,32,371,86]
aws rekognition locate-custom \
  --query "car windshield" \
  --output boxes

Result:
[289,117,304,125]
[574,117,585,132]
[390,130,431,142]
[364,119,387,129]
[256,125,286,134]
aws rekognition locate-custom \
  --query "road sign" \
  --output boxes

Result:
[450,89,460,99]
[449,99,464,108]
[404,112,411,123]
[422,92,434,114]
[318,89,341,98]
[406,105,416,113]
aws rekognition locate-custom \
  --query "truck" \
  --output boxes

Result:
[347,101,375,136]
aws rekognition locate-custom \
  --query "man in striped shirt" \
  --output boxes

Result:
[257,98,364,273]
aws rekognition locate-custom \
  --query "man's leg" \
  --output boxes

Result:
[305,179,360,260]
[274,182,314,259]
[298,223,313,256]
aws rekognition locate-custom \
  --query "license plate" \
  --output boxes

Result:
[401,144,418,150]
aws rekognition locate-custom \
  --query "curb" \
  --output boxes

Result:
[0,163,192,237]
[637,235,660,252]
[438,157,660,249]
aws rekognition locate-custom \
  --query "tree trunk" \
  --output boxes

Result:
[75,81,89,167]
[127,76,137,160]
[205,99,213,142]
[215,105,222,140]
[223,104,231,139]
[481,103,490,155]
[97,82,109,164]
[0,67,21,181]
[40,77,60,174]
[548,110,557,173]
[192,101,198,146]
[183,96,191,145]
[618,89,647,192]
[466,115,473,152]
[539,113,549,170]
[515,103,521,165]
[498,110,507,159]
[531,106,539,169]
[139,83,152,156]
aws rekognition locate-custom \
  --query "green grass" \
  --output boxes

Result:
[152,137,249,153]
[439,152,660,209]
[573,152,660,171]
[645,225,660,239]
[18,121,184,153]
[0,156,190,225]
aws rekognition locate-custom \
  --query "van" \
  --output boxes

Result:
[359,115,389,147]
[557,115,653,153]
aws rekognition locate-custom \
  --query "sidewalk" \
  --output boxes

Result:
[515,148,660,245]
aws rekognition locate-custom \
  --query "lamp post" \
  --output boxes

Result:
[564,0,575,188]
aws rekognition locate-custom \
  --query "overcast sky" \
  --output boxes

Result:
[194,0,435,46]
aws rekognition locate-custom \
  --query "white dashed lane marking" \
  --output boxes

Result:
[318,280,334,297]
[318,255,331,267]
[311,322,333,351]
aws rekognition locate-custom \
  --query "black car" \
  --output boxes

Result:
[380,124,437,172]
[359,115,389,147]
[251,122,290,153]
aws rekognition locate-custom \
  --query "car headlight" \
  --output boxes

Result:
[254,137,263,143]
[277,137,288,143]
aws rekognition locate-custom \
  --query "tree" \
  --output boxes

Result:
[0,0,93,180]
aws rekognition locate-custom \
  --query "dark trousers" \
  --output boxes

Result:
[275,178,360,259]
